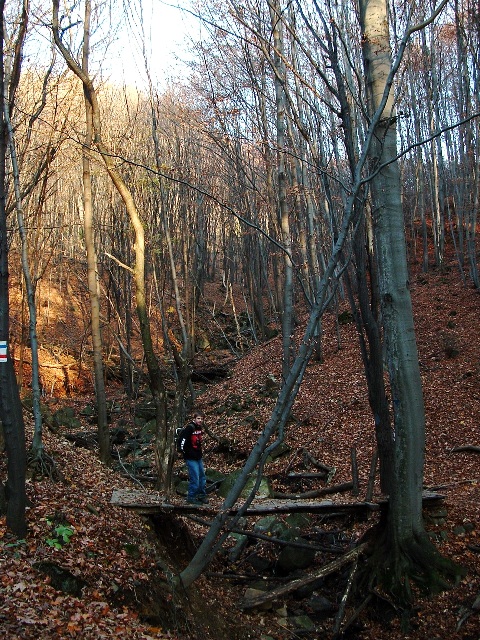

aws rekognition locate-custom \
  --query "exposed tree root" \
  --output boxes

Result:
[27,448,64,482]
[357,525,466,625]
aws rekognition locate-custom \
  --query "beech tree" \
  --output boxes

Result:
[359,0,464,605]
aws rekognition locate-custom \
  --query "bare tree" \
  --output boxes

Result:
[0,0,26,537]
[81,0,110,465]
[52,0,168,487]
[359,0,464,605]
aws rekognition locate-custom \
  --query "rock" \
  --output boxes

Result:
[52,407,81,429]
[218,469,273,499]
[285,513,312,530]
[80,404,96,418]
[243,588,272,611]
[228,532,249,563]
[245,552,272,572]
[110,427,129,444]
[134,401,157,421]
[275,605,288,617]
[34,562,87,597]
[275,538,316,575]
[267,441,291,461]
[290,614,315,630]
[254,516,286,537]
[306,594,336,618]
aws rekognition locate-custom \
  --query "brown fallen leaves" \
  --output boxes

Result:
[1,257,480,640]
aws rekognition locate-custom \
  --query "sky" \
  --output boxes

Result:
[19,0,198,91]
[103,0,198,88]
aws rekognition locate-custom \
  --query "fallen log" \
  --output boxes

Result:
[287,472,328,479]
[111,489,444,516]
[273,481,354,500]
[239,543,368,610]
[110,489,379,516]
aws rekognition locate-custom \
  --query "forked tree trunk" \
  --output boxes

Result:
[52,0,168,485]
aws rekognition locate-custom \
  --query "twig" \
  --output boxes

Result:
[426,479,479,491]
[113,446,146,490]
[105,251,134,273]
[333,556,358,636]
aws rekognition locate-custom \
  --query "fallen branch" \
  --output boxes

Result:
[186,514,347,553]
[426,479,479,491]
[333,555,358,636]
[205,572,285,582]
[450,445,480,454]
[273,481,354,500]
[239,543,367,609]
[303,449,336,480]
[287,472,328,479]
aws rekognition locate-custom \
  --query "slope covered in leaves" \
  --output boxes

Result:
[1,260,480,639]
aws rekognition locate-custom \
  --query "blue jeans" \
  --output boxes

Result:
[186,458,206,500]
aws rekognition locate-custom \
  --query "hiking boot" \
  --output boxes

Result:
[186,497,202,505]
[196,494,209,504]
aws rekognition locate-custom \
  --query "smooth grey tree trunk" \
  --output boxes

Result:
[360,0,463,604]
[361,0,427,541]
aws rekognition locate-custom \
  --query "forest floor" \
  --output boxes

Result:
[1,254,480,639]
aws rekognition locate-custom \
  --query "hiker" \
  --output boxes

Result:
[178,411,208,505]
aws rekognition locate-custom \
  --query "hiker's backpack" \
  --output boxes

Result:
[176,427,186,453]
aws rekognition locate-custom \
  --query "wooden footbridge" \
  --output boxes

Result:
[110,488,444,517]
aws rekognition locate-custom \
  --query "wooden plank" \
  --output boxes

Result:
[110,489,444,516]
[110,489,380,516]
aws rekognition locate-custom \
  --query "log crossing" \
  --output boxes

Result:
[110,489,444,516]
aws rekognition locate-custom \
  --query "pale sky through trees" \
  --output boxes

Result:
[106,0,195,87]
[16,0,194,90]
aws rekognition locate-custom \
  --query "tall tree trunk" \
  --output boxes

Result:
[81,0,110,465]
[0,0,26,536]
[359,0,463,606]
[3,0,44,462]
[52,0,167,486]
[269,0,294,380]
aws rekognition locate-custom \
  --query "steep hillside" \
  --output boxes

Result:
[1,258,480,639]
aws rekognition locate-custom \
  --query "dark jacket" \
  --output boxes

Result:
[179,422,203,460]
